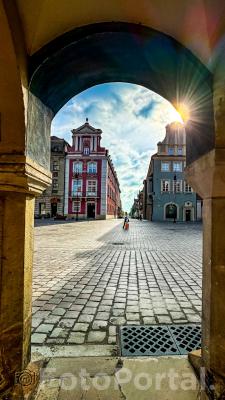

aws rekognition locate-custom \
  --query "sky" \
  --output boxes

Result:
[51,83,182,211]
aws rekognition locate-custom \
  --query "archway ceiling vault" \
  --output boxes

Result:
[16,0,225,67]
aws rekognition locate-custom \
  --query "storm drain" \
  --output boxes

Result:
[120,324,201,356]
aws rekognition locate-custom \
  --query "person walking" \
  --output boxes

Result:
[123,212,129,230]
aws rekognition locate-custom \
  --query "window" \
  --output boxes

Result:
[162,180,170,192]
[87,180,97,196]
[177,147,183,155]
[52,161,59,171]
[161,162,170,172]
[39,202,46,214]
[72,179,82,196]
[173,180,182,192]
[83,147,90,155]
[87,162,97,174]
[184,182,193,193]
[173,162,182,172]
[73,161,82,173]
[168,147,174,155]
[72,201,81,213]
[52,179,58,189]
[53,172,58,177]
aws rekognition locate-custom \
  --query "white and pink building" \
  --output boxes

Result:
[64,119,121,219]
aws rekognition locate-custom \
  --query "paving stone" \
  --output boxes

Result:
[73,323,89,332]
[52,308,66,316]
[109,326,117,336]
[170,312,186,319]
[64,311,80,318]
[157,316,172,324]
[108,336,117,344]
[33,219,202,346]
[59,319,76,328]
[87,331,106,343]
[32,318,43,328]
[92,320,108,330]
[143,317,157,324]
[50,328,68,338]
[35,324,54,334]
[126,313,140,321]
[78,314,94,323]
[67,332,86,344]
[95,312,110,320]
[31,333,47,344]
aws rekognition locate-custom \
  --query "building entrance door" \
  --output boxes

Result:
[185,209,191,222]
[87,203,95,219]
[51,203,57,217]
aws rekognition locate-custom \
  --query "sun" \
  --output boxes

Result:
[171,102,190,124]
[170,106,184,123]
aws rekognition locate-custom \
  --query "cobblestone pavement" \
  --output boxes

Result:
[32,219,202,346]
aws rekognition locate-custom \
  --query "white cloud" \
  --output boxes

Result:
[51,83,181,211]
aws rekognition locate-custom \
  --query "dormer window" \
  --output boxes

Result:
[83,147,90,155]
[168,147,174,155]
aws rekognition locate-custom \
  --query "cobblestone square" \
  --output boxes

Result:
[32,219,202,345]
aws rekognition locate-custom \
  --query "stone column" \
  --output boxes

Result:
[186,147,225,398]
[0,156,51,397]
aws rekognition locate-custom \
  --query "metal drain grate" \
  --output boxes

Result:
[169,324,201,355]
[111,242,124,245]
[120,324,201,357]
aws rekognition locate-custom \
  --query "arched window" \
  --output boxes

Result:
[87,162,97,174]
[73,161,82,173]
[166,204,177,219]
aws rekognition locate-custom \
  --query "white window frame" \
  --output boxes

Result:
[86,180,97,196]
[72,201,81,213]
[161,180,170,192]
[73,161,83,173]
[87,162,97,174]
[83,147,90,155]
[72,179,82,196]
[161,161,170,172]
[173,180,182,193]
[173,162,183,172]
[184,181,193,193]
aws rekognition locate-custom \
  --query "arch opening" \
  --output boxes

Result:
[29,22,215,166]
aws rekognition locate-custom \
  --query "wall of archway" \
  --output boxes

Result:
[28,22,215,168]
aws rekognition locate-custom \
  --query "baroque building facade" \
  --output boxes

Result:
[35,136,69,217]
[143,122,202,222]
[64,119,121,219]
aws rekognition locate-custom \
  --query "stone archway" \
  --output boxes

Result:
[1,6,225,397]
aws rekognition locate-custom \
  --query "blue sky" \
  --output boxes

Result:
[51,83,182,211]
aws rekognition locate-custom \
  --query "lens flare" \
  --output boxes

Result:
[176,103,190,123]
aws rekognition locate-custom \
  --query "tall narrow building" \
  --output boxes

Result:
[64,119,121,219]
[35,136,69,217]
[143,122,202,222]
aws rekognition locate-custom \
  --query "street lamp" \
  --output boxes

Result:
[74,172,79,222]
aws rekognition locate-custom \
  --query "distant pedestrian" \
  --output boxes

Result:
[123,212,129,230]
[139,214,142,221]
